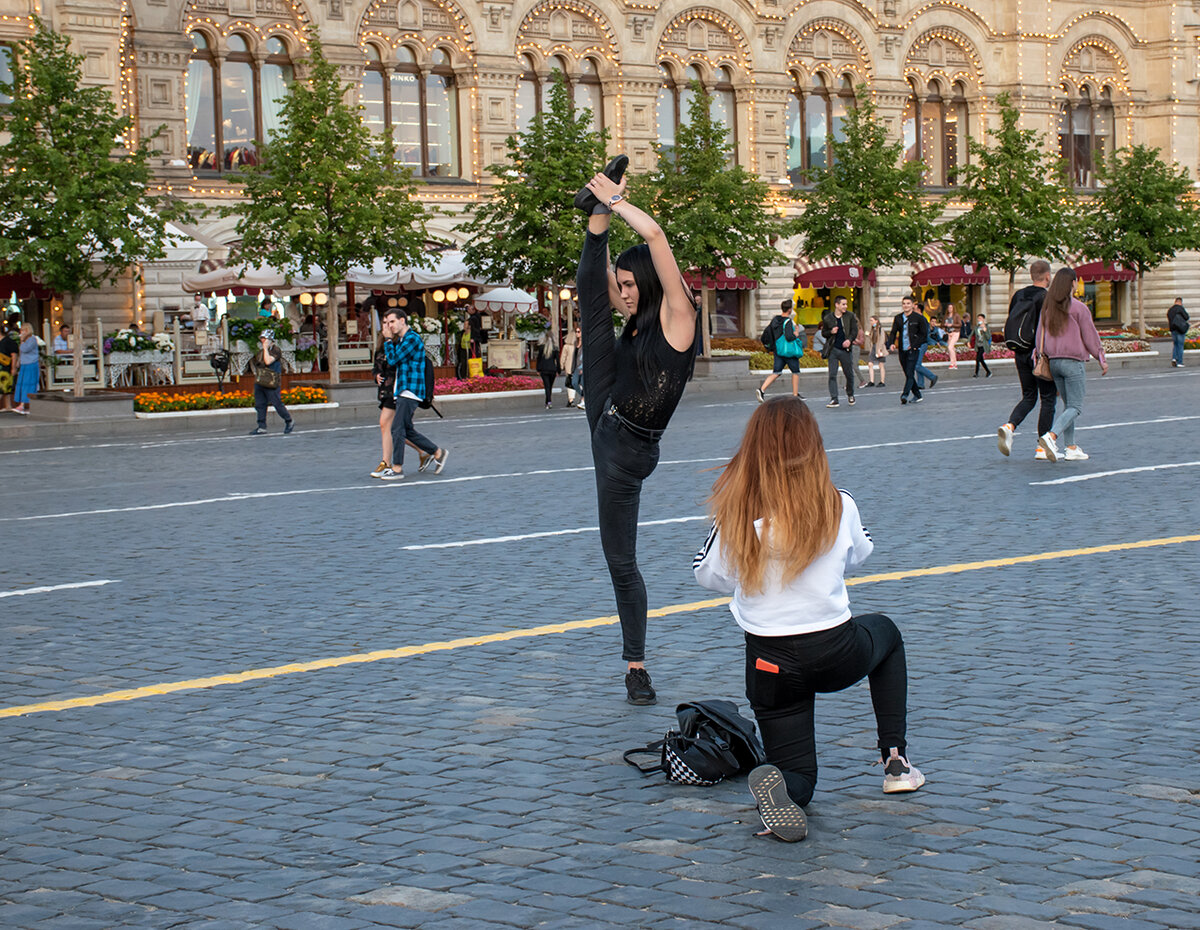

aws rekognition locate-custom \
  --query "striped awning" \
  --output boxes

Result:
[684,264,759,290]
[911,244,990,286]
[1065,254,1136,283]
[793,256,876,288]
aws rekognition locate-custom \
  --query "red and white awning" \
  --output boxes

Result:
[793,255,877,289]
[684,262,759,291]
[1065,254,1136,283]
[911,243,990,286]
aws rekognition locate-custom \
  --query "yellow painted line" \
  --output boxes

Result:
[3,534,1197,719]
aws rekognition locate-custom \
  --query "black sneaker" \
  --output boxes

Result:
[900,397,908,405]
[249,426,267,435]
[574,155,629,213]
[929,374,938,387]
[913,394,924,403]
[847,396,855,406]
[826,399,839,408]
[284,420,295,434]
[625,668,656,705]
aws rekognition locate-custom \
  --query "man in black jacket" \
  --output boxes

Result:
[1168,298,1190,368]
[886,296,930,404]
[996,260,1056,458]
[821,295,859,407]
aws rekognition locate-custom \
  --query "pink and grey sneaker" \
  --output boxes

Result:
[881,748,926,794]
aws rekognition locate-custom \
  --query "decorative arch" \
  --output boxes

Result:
[358,0,476,60]
[1053,10,1142,47]
[901,1,995,38]
[182,0,311,47]
[904,26,983,90]
[656,8,751,73]
[515,0,618,65]
[1060,35,1130,95]
[786,18,873,85]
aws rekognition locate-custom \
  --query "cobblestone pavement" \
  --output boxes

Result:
[2,367,1199,929]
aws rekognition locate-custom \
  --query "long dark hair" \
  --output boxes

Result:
[1041,267,1076,337]
[614,244,698,385]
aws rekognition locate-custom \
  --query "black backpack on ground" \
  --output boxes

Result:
[623,700,766,786]
[1004,286,1045,352]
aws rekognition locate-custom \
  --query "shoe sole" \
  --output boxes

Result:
[883,770,926,793]
[747,765,807,842]
[1037,435,1058,463]
[625,692,657,706]
[380,474,404,481]
[574,154,629,212]
[997,427,1012,457]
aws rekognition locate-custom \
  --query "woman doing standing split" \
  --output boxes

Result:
[693,397,924,841]
[575,156,698,706]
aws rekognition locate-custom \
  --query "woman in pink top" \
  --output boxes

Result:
[1035,268,1108,462]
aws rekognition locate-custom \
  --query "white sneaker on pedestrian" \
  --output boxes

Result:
[755,388,766,404]
[434,449,449,474]
[997,424,1013,457]
[1038,432,1059,463]
[379,467,404,481]
[881,748,925,794]
[1064,445,1089,461]
[1034,447,1048,461]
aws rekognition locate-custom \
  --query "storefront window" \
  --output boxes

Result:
[1080,281,1117,321]
[712,291,741,336]
[361,44,461,177]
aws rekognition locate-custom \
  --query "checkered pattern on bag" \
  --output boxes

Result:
[663,742,721,786]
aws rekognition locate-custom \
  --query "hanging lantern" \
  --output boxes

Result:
[315,292,328,306]
[299,293,312,305]
[432,289,446,303]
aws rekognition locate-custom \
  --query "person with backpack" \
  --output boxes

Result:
[996,261,1057,459]
[1168,298,1190,368]
[693,397,924,842]
[575,155,699,705]
[1036,268,1108,463]
[756,300,806,403]
[820,295,858,407]
[972,313,993,377]
[378,308,447,480]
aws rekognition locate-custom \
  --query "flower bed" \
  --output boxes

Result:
[135,386,328,413]
[749,350,825,370]
[435,375,544,395]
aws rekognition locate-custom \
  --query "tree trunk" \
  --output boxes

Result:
[327,282,340,384]
[69,294,83,398]
[860,273,876,331]
[550,283,560,342]
[1008,268,1017,301]
[1137,272,1145,338]
[701,286,714,357]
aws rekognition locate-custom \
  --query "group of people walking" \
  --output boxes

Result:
[573,155,924,843]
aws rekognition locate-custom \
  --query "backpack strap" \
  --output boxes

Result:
[622,740,666,775]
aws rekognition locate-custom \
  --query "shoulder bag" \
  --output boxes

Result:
[1032,325,1053,381]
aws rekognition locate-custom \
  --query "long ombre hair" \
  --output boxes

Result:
[708,397,842,595]
[1041,267,1076,337]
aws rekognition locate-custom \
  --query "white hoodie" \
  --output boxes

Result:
[692,490,873,637]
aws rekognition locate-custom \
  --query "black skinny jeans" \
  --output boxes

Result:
[898,348,922,399]
[746,614,908,807]
[539,372,555,404]
[827,346,855,400]
[975,347,991,375]
[1008,350,1058,436]
[577,228,661,663]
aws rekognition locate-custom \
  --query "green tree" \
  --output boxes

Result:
[632,82,784,355]
[1084,144,1198,337]
[461,71,614,330]
[230,30,431,382]
[789,86,940,323]
[0,19,184,396]
[948,92,1077,297]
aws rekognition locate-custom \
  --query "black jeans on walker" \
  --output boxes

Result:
[577,228,661,662]
[745,614,909,807]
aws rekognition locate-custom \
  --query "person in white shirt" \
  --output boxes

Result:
[693,396,924,842]
[52,324,70,354]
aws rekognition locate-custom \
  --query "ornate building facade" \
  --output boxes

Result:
[4,0,1199,330]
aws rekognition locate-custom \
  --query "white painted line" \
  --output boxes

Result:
[401,515,708,550]
[0,424,374,455]
[1030,460,1200,486]
[0,580,119,599]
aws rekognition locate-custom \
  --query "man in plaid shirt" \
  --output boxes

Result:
[378,309,447,481]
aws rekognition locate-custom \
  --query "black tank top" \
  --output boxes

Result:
[610,323,694,432]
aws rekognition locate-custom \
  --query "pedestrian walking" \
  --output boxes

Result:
[0,318,16,412]
[914,309,940,391]
[1168,298,1190,368]
[864,316,887,387]
[996,261,1057,460]
[756,300,805,403]
[534,328,560,408]
[693,397,924,842]
[944,303,962,369]
[560,326,581,406]
[821,295,858,407]
[370,314,431,478]
[11,323,39,414]
[378,308,447,480]
[973,314,993,377]
[886,296,930,405]
[575,154,698,705]
[248,331,294,435]
[1036,268,1108,463]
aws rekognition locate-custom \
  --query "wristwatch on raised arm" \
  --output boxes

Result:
[608,194,624,207]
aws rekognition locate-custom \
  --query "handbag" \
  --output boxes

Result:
[1033,325,1053,381]
[466,356,483,378]
[623,700,766,786]
[254,363,281,389]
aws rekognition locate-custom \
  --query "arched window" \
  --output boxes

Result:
[902,79,920,166]
[711,66,736,148]
[360,44,460,177]
[1096,87,1115,173]
[516,54,540,134]
[921,81,944,186]
[574,57,603,132]
[657,63,678,150]
[787,72,851,185]
[185,30,294,172]
[945,82,968,185]
[0,44,15,106]
[1056,85,1107,188]
[679,64,701,126]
